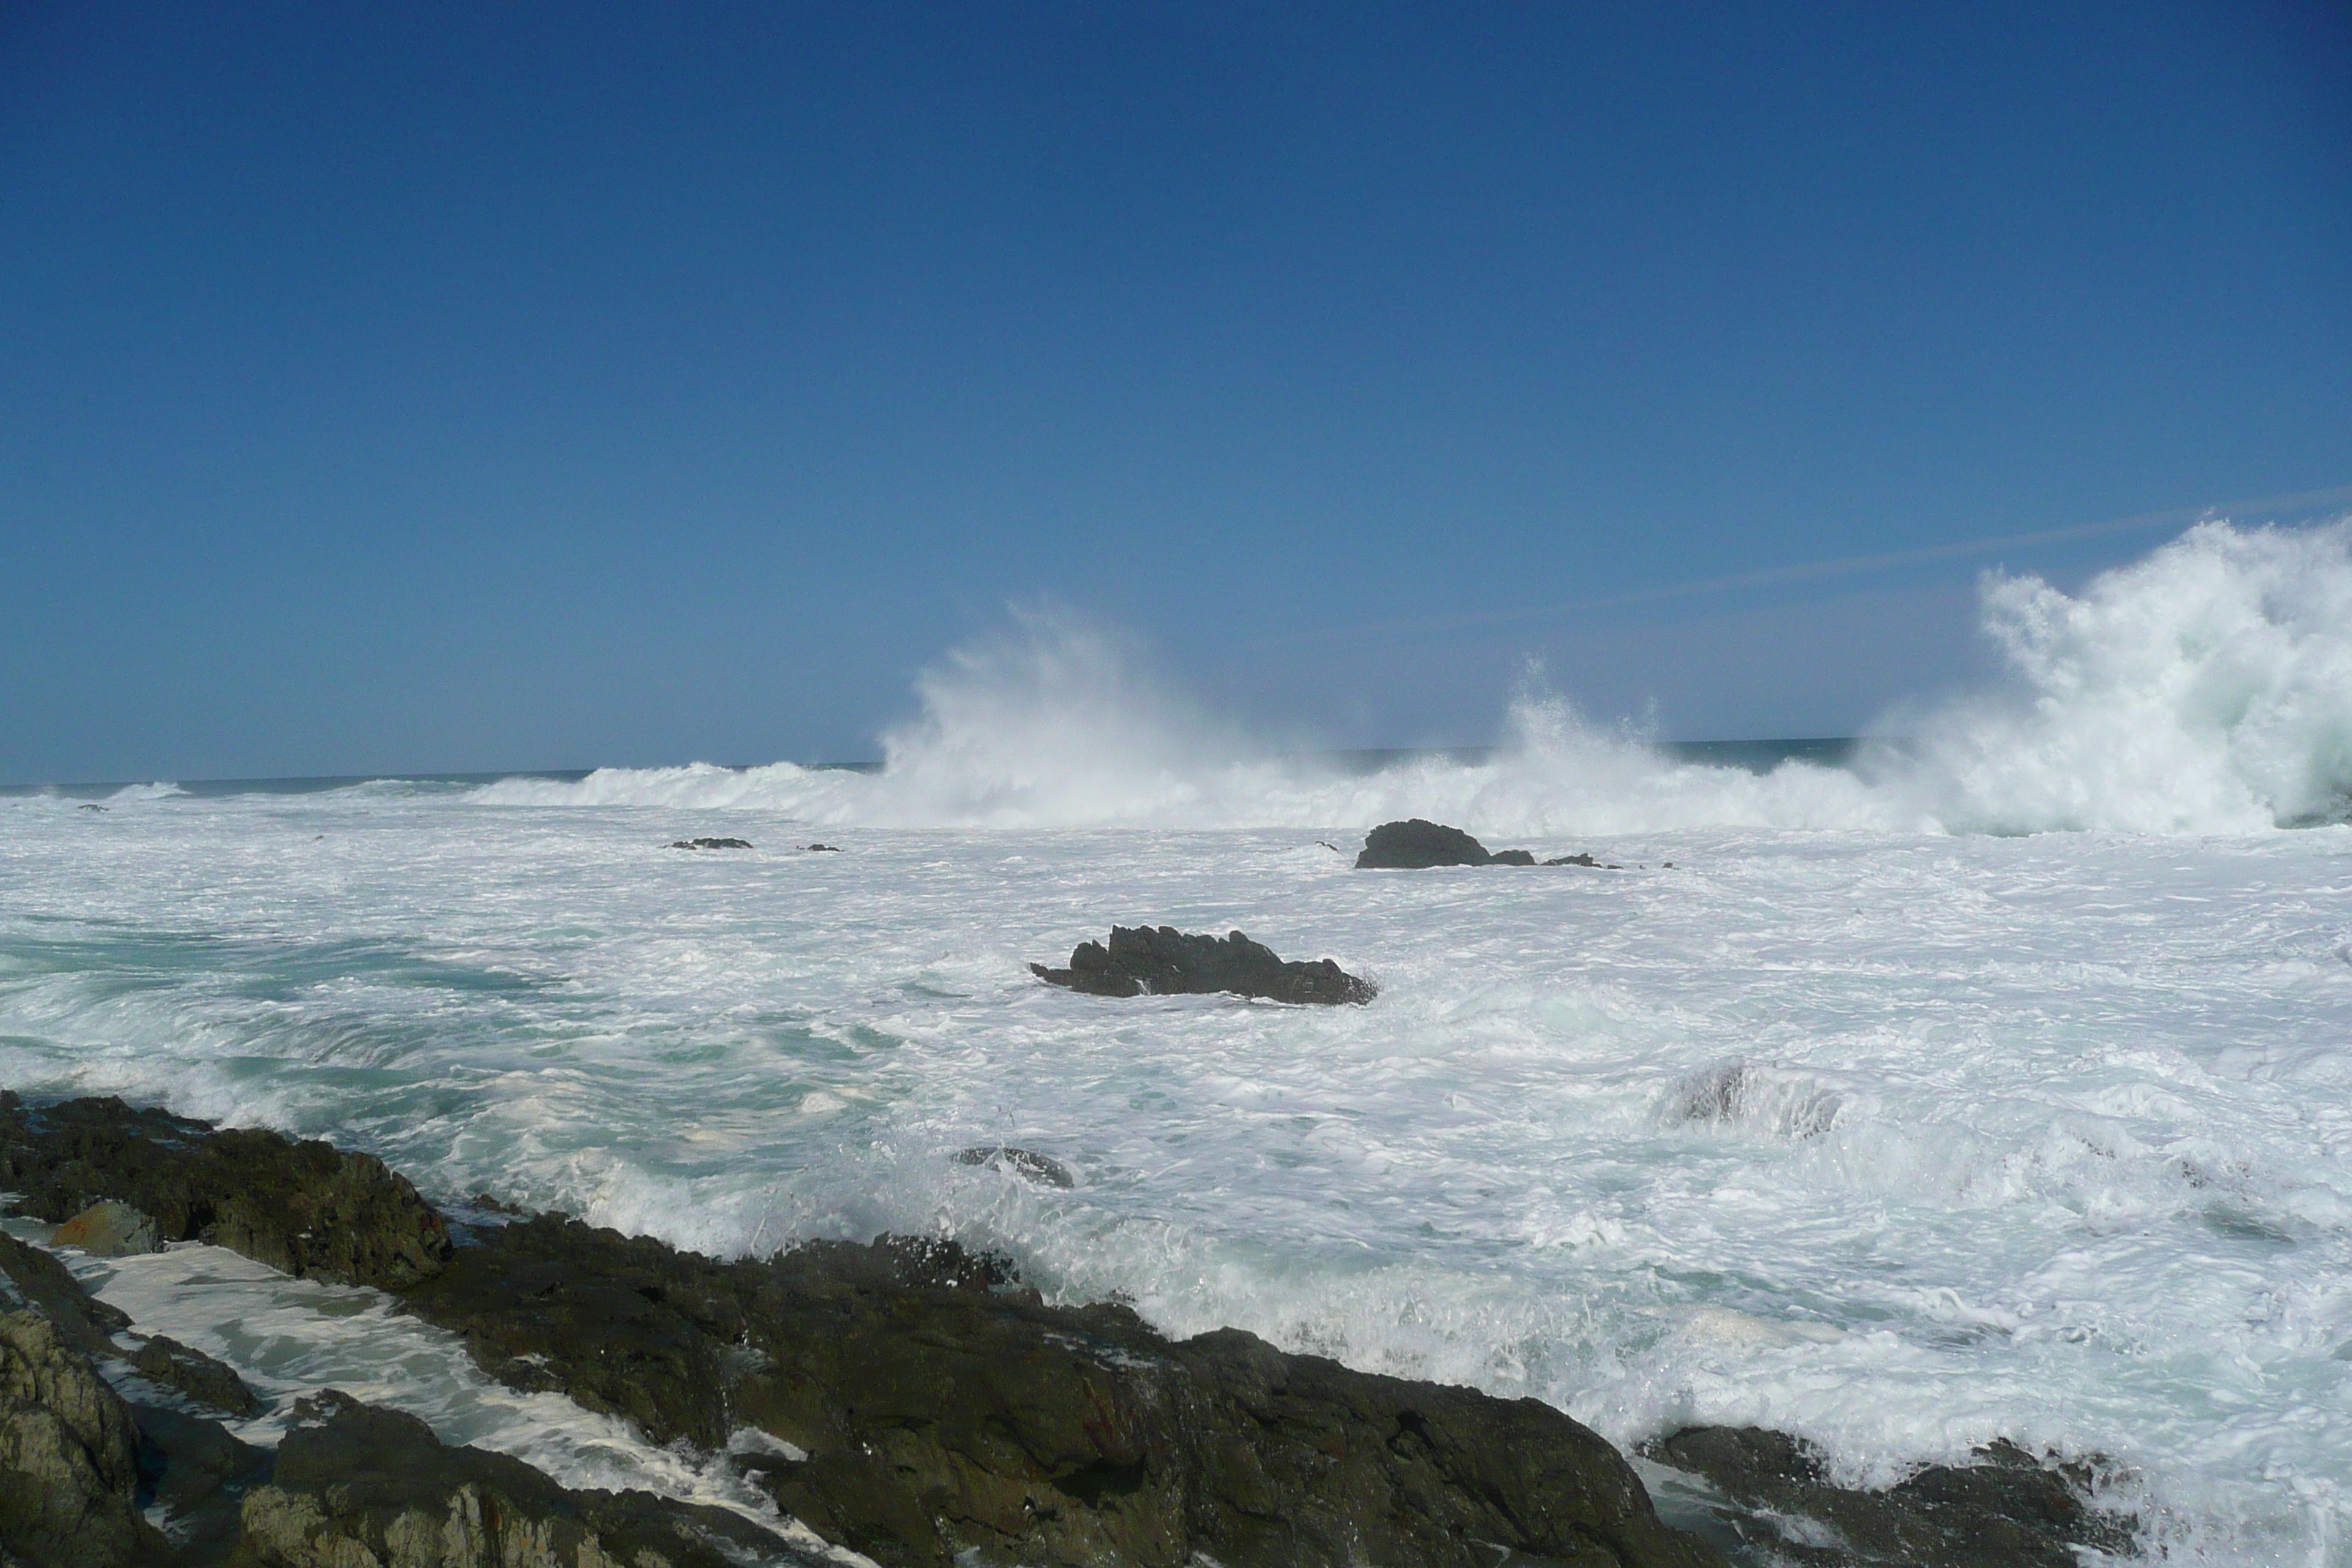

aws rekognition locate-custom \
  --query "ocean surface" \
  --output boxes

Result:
[4,519,2352,1564]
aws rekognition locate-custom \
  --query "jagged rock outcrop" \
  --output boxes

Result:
[1030,926,1374,1005]
[668,837,753,850]
[399,1218,1716,1568]
[237,1391,821,1568]
[1641,1427,2133,1567]
[0,1309,169,1567]
[0,1232,132,1356]
[0,1093,451,1289]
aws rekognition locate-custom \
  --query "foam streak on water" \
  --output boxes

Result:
[1,521,2350,1564]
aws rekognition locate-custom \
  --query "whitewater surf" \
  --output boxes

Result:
[6,519,2352,1563]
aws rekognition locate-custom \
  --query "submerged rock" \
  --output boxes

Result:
[239,1390,821,1568]
[1030,925,1375,1005]
[1642,1427,2133,1567]
[0,1093,451,1290]
[51,1200,160,1258]
[953,1145,1075,1188]
[804,843,841,852]
[668,837,753,850]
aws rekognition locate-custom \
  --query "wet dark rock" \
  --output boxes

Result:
[0,1308,169,1567]
[0,1093,451,1291]
[0,1231,132,1357]
[399,1218,1721,1568]
[132,1403,270,1563]
[804,843,841,852]
[1355,818,1500,867]
[77,804,106,813]
[668,836,754,850]
[130,1335,260,1419]
[954,1146,1076,1188]
[238,1390,821,1568]
[1641,1427,2133,1568]
[1352,822,1627,870]
[1030,926,1374,1006]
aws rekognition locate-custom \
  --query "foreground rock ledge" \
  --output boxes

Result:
[0,1093,1701,1567]
[0,1093,2141,1568]
[1030,924,1376,1005]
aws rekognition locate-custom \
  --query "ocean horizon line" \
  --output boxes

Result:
[1,736,1870,797]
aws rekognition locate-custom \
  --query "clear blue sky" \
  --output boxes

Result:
[4,2,2348,781]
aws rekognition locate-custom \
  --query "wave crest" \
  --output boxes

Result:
[477,521,2352,836]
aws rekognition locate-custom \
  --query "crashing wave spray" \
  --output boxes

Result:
[1895,519,2352,832]
[476,520,2352,837]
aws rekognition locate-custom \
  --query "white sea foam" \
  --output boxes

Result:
[478,519,2352,838]
[7,524,2352,1564]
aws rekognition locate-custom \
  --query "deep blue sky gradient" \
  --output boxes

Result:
[4,2,2348,780]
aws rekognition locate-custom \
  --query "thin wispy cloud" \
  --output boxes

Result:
[1258,480,2352,649]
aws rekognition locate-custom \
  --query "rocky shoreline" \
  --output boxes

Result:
[0,1093,2133,1567]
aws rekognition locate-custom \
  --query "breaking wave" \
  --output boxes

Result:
[475,519,2352,836]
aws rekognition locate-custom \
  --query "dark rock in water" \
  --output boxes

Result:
[1030,926,1375,1006]
[1642,1426,2133,1567]
[238,1390,819,1568]
[954,1145,1075,1188]
[1352,822,1625,870]
[1355,818,1498,868]
[0,1093,451,1290]
[398,1217,1721,1568]
[804,842,841,852]
[130,1335,260,1419]
[668,837,753,850]
[0,1309,169,1567]
[77,804,107,813]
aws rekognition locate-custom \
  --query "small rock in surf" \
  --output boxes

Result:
[804,843,842,852]
[954,1146,1076,1188]
[667,837,753,850]
[1031,925,1374,1005]
[1354,820,1622,870]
